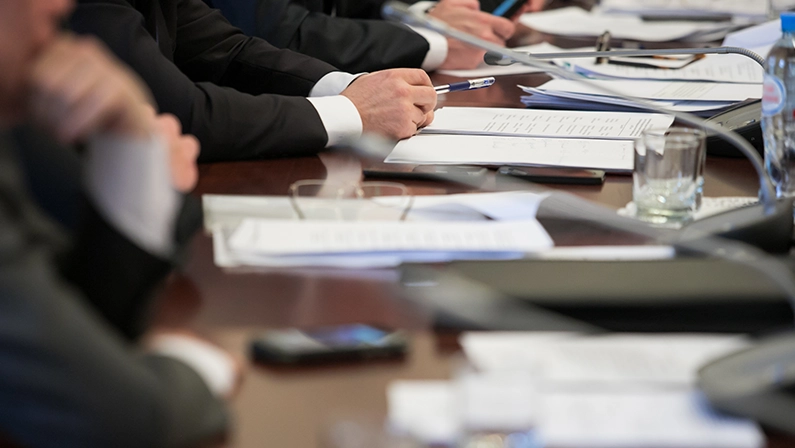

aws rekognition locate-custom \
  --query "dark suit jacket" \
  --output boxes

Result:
[70,0,342,162]
[204,0,430,72]
[0,127,226,447]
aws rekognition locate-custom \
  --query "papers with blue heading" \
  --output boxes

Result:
[535,79,761,102]
[520,79,760,116]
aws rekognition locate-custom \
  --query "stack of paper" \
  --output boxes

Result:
[520,7,747,43]
[204,191,555,269]
[558,52,764,84]
[388,333,764,448]
[599,0,768,21]
[385,107,674,172]
[223,218,553,268]
[520,79,761,117]
[459,332,750,384]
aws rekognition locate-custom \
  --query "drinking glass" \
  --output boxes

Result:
[633,127,706,226]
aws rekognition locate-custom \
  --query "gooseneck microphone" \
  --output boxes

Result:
[377,2,795,304]
[381,1,778,214]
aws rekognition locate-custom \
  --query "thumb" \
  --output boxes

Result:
[440,0,480,10]
[489,14,516,41]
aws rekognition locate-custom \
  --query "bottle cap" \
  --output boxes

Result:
[782,13,795,33]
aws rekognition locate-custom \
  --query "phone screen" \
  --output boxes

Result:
[251,324,407,364]
[304,324,393,347]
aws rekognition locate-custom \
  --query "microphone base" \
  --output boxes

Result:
[683,198,794,254]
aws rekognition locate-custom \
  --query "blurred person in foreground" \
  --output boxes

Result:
[202,0,546,73]
[0,0,240,446]
[70,0,438,163]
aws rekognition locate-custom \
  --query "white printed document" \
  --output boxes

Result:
[520,7,741,42]
[539,390,763,448]
[539,79,762,102]
[422,107,674,140]
[385,134,634,172]
[460,332,749,385]
[562,53,764,84]
[388,377,762,448]
[205,192,553,269]
[599,0,768,19]
[229,219,552,256]
[218,218,553,268]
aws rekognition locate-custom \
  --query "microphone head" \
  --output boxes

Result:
[484,51,515,66]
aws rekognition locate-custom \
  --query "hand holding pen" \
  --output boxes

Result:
[435,77,496,95]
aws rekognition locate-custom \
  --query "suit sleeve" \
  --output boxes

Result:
[209,0,429,72]
[70,0,336,162]
[9,126,201,341]
[0,143,227,448]
[0,234,228,448]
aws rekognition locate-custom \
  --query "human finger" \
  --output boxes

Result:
[419,109,435,129]
[441,0,480,10]
[485,13,516,40]
[394,68,433,87]
[171,135,200,192]
[409,84,437,114]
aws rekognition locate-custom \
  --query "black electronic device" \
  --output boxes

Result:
[363,165,487,182]
[698,332,795,435]
[705,99,763,158]
[497,166,606,185]
[401,257,795,334]
[250,324,408,365]
[487,0,528,17]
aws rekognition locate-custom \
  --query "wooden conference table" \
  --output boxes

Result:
[153,32,790,448]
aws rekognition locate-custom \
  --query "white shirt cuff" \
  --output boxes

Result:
[84,134,179,258]
[310,71,362,97]
[307,96,363,147]
[407,25,448,71]
[148,334,236,398]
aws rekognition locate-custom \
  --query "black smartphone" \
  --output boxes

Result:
[250,324,408,365]
[497,166,606,185]
[363,165,487,182]
[488,0,529,17]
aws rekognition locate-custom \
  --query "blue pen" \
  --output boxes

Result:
[434,77,495,95]
[492,0,522,16]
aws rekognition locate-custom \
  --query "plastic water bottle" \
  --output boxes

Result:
[762,13,795,198]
